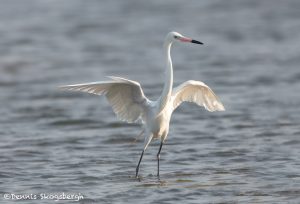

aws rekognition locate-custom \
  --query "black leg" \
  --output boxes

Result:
[136,150,144,178]
[157,142,164,177]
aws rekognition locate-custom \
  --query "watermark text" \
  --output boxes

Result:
[3,192,84,201]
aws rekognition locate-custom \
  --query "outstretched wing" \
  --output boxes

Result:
[59,76,151,123]
[171,80,225,112]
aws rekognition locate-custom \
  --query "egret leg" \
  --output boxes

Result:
[136,150,144,178]
[136,134,152,178]
[157,142,164,177]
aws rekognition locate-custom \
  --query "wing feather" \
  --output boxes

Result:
[59,76,150,123]
[172,80,225,112]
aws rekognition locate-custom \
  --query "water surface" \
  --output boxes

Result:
[0,0,300,203]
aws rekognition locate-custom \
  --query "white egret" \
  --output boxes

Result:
[60,31,225,177]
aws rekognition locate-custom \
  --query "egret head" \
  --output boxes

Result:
[166,31,203,45]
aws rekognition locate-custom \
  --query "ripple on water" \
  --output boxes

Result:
[103,135,135,144]
[254,131,280,137]
[49,119,101,127]
[212,149,249,157]
[282,139,300,145]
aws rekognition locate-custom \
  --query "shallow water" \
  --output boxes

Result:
[0,0,300,203]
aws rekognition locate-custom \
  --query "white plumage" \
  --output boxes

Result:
[60,31,225,177]
[172,80,224,112]
[60,76,150,123]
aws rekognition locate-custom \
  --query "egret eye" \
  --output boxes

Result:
[174,35,178,39]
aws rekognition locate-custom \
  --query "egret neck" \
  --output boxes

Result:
[158,39,173,113]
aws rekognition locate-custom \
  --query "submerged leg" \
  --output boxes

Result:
[157,141,164,177]
[135,134,153,178]
[136,150,144,177]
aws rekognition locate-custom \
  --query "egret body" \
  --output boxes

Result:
[60,32,225,177]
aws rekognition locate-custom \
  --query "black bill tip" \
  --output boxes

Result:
[191,39,203,45]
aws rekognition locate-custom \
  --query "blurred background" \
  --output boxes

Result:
[0,0,299,203]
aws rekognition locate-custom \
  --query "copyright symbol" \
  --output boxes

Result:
[3,194,11,199]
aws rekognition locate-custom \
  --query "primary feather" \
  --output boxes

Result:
[59,76,151,123]
[171,80,225,112]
